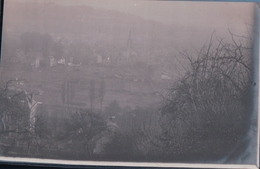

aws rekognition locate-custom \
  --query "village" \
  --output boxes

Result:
[0,28,176,124]
[0,28,177,159]
[0,1,191,160]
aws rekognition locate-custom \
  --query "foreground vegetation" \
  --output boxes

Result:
[0,32,254,163]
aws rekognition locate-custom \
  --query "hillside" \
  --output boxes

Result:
[3,1,178,52]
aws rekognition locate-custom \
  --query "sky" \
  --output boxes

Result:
[10,0,255,35]
[6,0,256,50]
[56,0,255,31]
[15,0,255,26]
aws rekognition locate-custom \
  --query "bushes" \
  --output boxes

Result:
[159,33,252,160]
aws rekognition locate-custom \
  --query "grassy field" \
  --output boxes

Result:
[1,61,170,114]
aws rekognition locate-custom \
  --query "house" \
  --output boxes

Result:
[49,56,56,67]
[25,51,44,68]
[57,57,66,65]
[161,74,173,81]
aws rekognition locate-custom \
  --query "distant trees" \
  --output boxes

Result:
[87,78,106,111]
[18,31,98,66]
[41,33,53,57]
[20,32,42,54]
[61,79,75,106]
[69,40,85,62]
[1,35,18,63]
[20,32,53,57]
[52,41,64,60]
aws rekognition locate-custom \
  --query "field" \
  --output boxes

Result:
[1,60,170,115]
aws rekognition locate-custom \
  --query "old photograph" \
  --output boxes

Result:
[0,0,258,168]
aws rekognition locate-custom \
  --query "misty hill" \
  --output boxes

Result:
[3,2,180,54]
[4,1,246,80]
[3,1,253,59]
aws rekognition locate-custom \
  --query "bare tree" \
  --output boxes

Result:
[159,32,252,160]
[89,80,95,109]
[99,77,106,111]
[63,109,108,159]
[103,105,161,161]
[61,79,75,106]
[0,80,48,157]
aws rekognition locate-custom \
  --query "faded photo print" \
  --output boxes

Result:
[0,0,258,167]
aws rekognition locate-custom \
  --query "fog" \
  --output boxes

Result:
[0,0,257,166]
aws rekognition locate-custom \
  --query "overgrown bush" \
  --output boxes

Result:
[159,32,253,160]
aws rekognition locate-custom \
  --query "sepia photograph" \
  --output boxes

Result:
[0,0,258,168]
